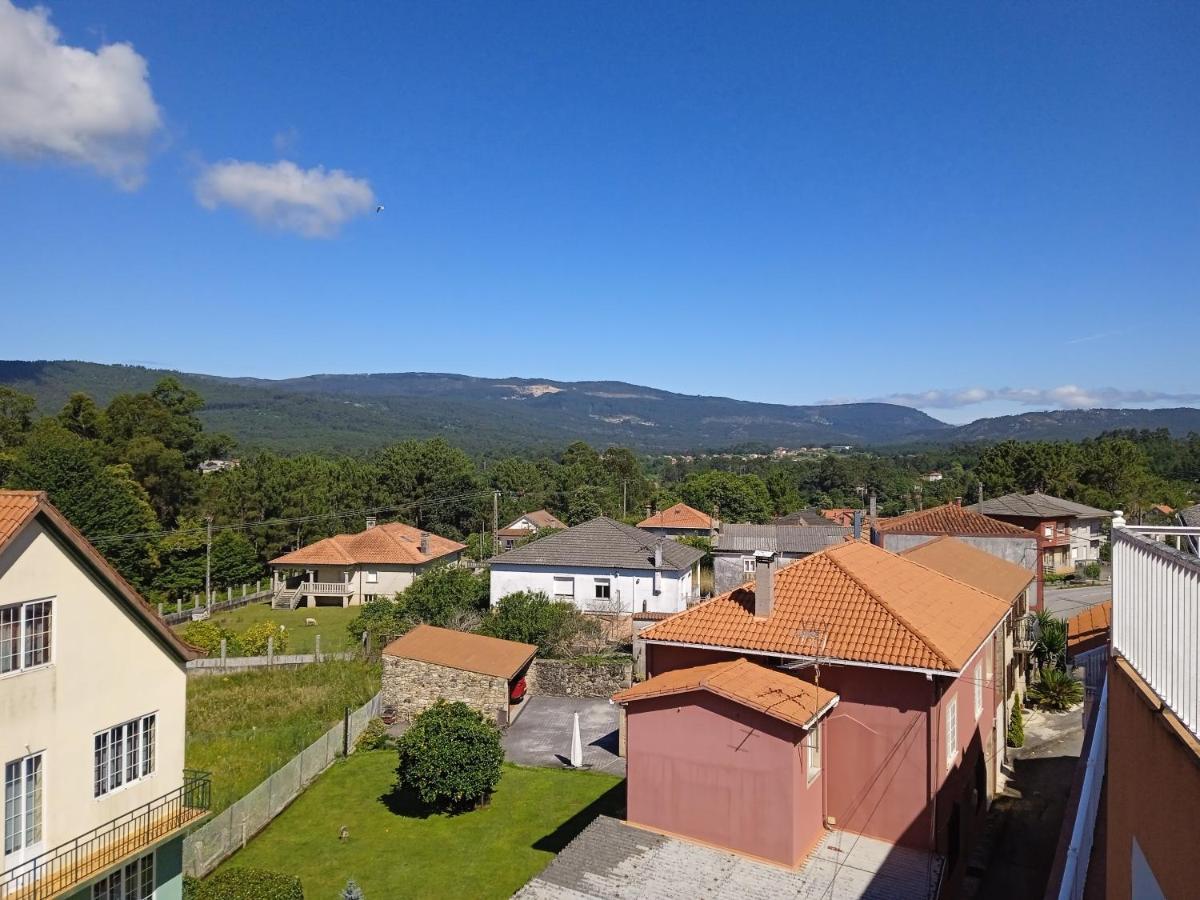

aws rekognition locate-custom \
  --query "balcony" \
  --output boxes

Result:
[0,771,211,900]
[299,581,351,595]
[1112,525,1200,741]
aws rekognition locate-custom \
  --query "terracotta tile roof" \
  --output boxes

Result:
[520,509,568,530]
[383,624,535,679]
[1067,601,1112,650]
[613,658,838,730]
[875,503,1038,538]
[899,537,1034,602]
[641,541,1010,673]
[0,490,200,661]
[270,522,465,567]
[821,508,862,527]
[638,503,714,530]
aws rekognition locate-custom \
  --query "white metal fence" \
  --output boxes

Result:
[181,691,382,878]
[1056,676,1108,900]
[1112,526,1200,740]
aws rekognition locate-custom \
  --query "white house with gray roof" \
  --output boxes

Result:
[488,517,704,615]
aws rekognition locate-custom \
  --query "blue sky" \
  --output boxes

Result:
[1,1,1197,424]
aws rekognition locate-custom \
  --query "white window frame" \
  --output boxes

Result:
[364,571,378,584]
[3,752,43,862]
[946,696,958,770]
[0,598,54,677]
[805,724,822,784]
[95,714,156,798]
[553,577,575,600]
[973,663,983,718]
[594,578,612,601]
[91,850,155,900]
[742,556,756,574]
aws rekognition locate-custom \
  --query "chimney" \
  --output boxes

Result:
[645,503,653,521]
[978,482,984,506]
[852,510,862,540]
[954,497,963,507]
[419,532,430,554]
[868,493,877,520]
[654,541,663,569]
[753,550,776,619]
[365,516,377,530]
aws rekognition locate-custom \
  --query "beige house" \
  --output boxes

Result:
[269,519,466,609]
[0,490,207,900]
[496,510,567,551]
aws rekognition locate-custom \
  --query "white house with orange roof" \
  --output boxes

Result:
[0,490,208,900]
[269,518,466,609]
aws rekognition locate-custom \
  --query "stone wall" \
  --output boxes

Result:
[382,655,510,724]
[528,658,632,698]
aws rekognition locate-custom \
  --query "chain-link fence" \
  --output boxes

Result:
[182,692,382,877]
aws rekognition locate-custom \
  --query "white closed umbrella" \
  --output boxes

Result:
[569,711,583,768]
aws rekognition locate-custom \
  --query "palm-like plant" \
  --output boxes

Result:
[1028,667,1083,711]
[1032,609,1067,671]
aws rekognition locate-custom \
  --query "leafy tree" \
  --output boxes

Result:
[398,566,490,629]
[0,386,36,450]
[1006,697,1025,748]
[679,470,771,523]
[478,591,599,657]
[123,435,196,524]
[57,392,106,441]
[180,620,237,655]
[209,529,264,587]
[375,438,480,537]
[395,701,504,809]
[346,596,411,650]
[566,484,606,524]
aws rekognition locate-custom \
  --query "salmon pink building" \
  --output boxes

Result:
[616,540,1012,894]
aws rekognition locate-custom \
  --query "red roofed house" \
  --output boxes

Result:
[269,518,466,609]
[496,509,567,551]
[620,540,1012,893]
[637,502,716,538]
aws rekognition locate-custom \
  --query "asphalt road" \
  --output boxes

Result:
[1044,584,1111,619]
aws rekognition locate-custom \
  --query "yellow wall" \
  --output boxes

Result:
[0,521,187,855]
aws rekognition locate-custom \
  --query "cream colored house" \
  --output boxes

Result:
[0,490,207,900]
[268,519,466,609]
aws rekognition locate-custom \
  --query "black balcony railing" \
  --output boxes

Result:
[0,771,211,900]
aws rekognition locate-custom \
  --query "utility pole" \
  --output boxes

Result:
[622,480,628,519]
[492,491,500,558]
[205,515,213,608]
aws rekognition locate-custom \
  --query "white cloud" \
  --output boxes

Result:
[859,385,1200,410]
[0,0,161,188]
[195,159,376,238]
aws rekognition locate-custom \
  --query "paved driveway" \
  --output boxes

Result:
[1044,584,1111,619]
[504,695,625,776]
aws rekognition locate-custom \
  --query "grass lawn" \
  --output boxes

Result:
[215,752,625,898]
[172,602,361,654]
[186,660,380,814]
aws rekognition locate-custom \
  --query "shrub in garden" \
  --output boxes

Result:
[1081,562,1102,580]
[1007,697,1025,748]
[1032,610,1067,671]
[397,565,490,628]
[239,621,288,655]
[396,700,503,810]
[1028,668,1084,711]
[196,868,303,900]
[346,596,411,650]
[355,717,392,752]
[181,619,237,655]
[479,591,601,657]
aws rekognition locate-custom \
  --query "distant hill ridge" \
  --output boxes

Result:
[2,360,1198,454]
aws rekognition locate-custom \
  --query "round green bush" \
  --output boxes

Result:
[396,700,504,810]
[355,717,392,752]
[239,621,289,655]
[196,868,303,900]
[180,619,237,655]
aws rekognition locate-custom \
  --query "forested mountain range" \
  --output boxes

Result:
[2,360,1199,453]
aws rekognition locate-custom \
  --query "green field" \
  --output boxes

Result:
[173,602,362,654]
[214,752,624,898]
[185,660,380,813]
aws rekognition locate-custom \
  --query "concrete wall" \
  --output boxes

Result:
[381,654,511,724]
[0,520,187,860]
[489,564,694,615]
[712,551,805,596]
[1071,518,1105,563]
[1105,656,1200,900]
[877,531,1042,610]
[625,690,819,866]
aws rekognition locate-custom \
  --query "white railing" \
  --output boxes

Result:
[1112,526,1200,740]
[300,581,351,595]
[1057,676,1107,900]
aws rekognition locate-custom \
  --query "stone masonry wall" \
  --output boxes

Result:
[382,655,509,724]
[528,658,632,698]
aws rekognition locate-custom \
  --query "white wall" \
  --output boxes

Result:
[0,521,187,858]
[489,564,694,615]
[278,555,462,606]
[1071,518,1105,563]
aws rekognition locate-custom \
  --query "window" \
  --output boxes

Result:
[92,852,154,900]
[1043,526,1053,539]
[553,577,575,600]
[4,753,42,857]
[742,556,756,574]
[594,578,611,601]
[945,697,958,770]
[365,571,378,584]
[0,600,53,675]
[973,663,983,718]
[95,715,155,797]
[805,724,822,784]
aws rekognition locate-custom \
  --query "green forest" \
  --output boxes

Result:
[1,381,1197,602]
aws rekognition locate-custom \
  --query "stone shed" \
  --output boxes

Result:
[382,624,537,726]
